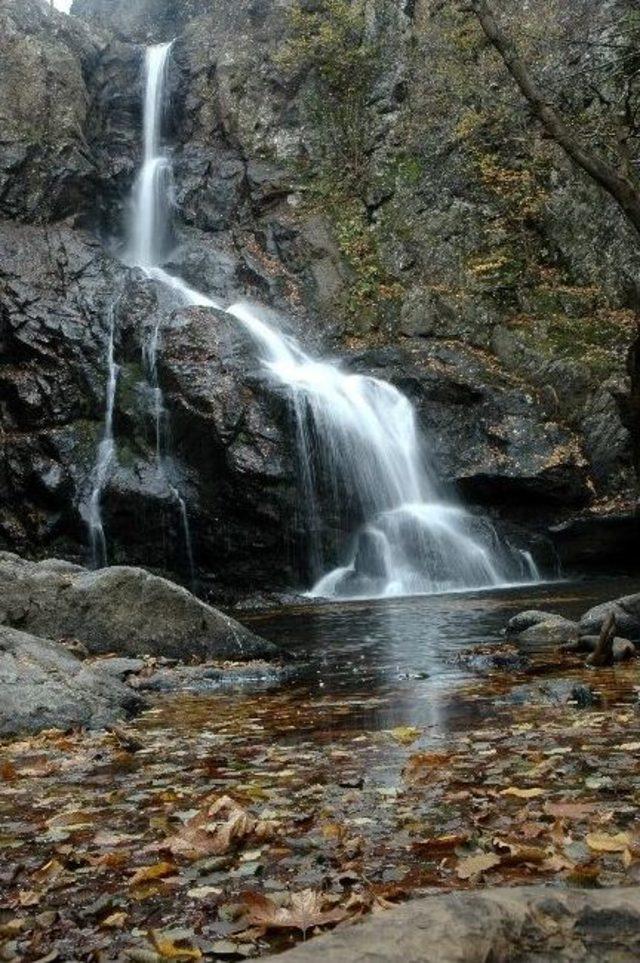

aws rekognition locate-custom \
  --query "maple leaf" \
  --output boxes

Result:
[156,795,276,861]
[241,889,347,938]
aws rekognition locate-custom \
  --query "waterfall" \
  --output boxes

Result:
[124,42,539,600]
[86,300,120,567]
[129,42,174,269]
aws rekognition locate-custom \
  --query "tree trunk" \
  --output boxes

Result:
[467,0,640,238]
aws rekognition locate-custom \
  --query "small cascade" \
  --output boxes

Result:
[128,42,175,269]
[122,41,540,600]
[86,300,120,567]
[126,42,197,579]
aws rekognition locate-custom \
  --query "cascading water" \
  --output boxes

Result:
[86,299,120,567]
[125,41,539,600]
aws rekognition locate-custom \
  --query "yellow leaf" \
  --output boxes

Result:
[150,930,202,960]
[500,786,545,799]
[101,911,128,929]
[456,853,501,879]
[586,832,629,853]
[129,861,176,886]
[389,726,421,746]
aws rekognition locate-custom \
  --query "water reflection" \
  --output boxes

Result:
[241,576,640,734]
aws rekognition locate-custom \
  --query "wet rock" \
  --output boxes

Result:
[507,679,598,708]
[515,620,580,646]
[279,885,640,962]
[0,0,100,222]
[135,660,287,693]
[0,625,143,736]
[457,644,531,674]
[0,552,278,661]
[579,594,640,641]
[563,635,638,663]
[549,513,640,571]
[506,610,576,636]
[89,656,147,679]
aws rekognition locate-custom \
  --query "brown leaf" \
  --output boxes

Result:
[493,839,549,865]
[149,930,202,960]
[155,795,276,861]
[456,853,501,879]
[241,889,347,937]
[412,834,469,856]
[544,802,597,819]
[404,752,453,784]
[130,862,177,886]
[46,810,94,829]
[500,786,545,799]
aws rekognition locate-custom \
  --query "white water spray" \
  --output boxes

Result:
[126,42,539,599]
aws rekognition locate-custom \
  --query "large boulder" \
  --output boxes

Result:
[0,553,278,661]
[279,885,640,963]
[0,625,143,736]
[579,593,640,642]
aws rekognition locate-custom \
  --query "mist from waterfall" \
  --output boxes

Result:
[121,42,539,599]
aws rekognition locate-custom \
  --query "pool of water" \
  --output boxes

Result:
[238,576,640,734]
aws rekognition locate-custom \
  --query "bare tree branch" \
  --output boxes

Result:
[466,0,640,236]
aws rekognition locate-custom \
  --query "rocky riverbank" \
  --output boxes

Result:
[2,604,640,961]
[0,552,282,735]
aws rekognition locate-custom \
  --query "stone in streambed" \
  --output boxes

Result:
[0,552,278,662]
[506,678,598,708]
[510,618,580,646]
[136,661,286,693]
[0,625,144,736]
[505,610,578,637]
[579,594,640,642]
[566,635,637,663]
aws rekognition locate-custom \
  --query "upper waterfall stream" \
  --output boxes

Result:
[95,41,539,599]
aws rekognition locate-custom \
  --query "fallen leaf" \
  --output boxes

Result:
[102,911,128,929]
[241,889,347,937]
[130,862,177,886]
[500,786,545,799]
[586,832,629,853]
[544,802,597,819]
[412,834,468,856]
[388,726,421,746]
[456,853,501,879]
[46,810,94,829]
[155,795,276,861]
[493,839,549,865]
[149,930,202,960]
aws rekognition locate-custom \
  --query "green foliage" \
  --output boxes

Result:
[277,0,389,185]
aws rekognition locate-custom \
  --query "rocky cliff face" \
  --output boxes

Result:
[1,0,638,596]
